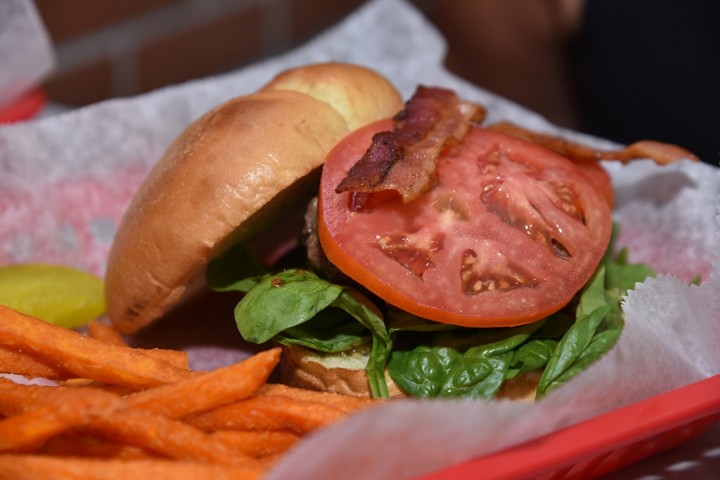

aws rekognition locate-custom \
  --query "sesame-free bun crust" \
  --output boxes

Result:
[105,63,403,333]
[263,64,402,132]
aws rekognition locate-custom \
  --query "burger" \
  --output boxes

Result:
[104,62,693,401]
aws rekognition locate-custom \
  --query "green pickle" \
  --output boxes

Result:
[0,264,105,328]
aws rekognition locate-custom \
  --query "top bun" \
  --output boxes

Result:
[105,63,403,333]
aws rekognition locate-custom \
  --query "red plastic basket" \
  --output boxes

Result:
[419,374,720,479]
[0,88,46,123]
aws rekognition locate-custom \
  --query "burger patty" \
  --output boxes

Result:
[301,196,346,283]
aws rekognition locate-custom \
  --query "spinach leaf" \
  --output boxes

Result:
[387,310,458,333]
[387,325,541,399]
[532,311,575,339]
[388,345,513,399]
[367,334,393,399]
[536,266,611,398]
[535,234,659,399]
[545,329,621,389]
[605,248,656,296]
[429,320,545,352]
[507,338,558,380]
[232,268,392,398]
[275,309,368,352]
[332,289,388,343]
[332,289,392,398]
[234,269,345,344]
[206,241,268,292]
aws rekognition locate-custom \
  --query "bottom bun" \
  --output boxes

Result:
[280,344,406,398]
[497,370,541,402]
[280,344,539,401]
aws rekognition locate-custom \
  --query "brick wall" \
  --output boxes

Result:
[35,0,367,106]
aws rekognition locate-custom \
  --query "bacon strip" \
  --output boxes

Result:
[335,86,485,204]
[487,121,699,165]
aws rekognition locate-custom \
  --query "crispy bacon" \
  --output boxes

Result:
[487,121,699,165]
[335,86,485,205]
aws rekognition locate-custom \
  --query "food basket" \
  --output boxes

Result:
[0,88,45,123]
[420,374,720,479]
[1,2,718,478]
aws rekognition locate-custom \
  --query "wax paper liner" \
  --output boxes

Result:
[0,1,718,479]
[0,0,55,107]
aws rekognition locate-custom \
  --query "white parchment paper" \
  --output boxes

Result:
[0,1,718,478]
[0,0,55,107]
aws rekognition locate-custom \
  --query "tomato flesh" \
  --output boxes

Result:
[318,120,613,327]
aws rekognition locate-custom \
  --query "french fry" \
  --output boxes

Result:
[0,345,67,380]
[59,379,133,396]
[86,410,262,467]
[257,451,286,469]
[0,306,189,389]
[124,348,280,419]
[0,345,187,382]
[0,377,60,416]
[87,320,127,346]
[44,434,153,460]
[210,429,300,457]
[135,348,189,371]
[84,321,188,370]
[259,383,378,414]
[0,388,121,451]
[0,455,264,480]
[188,394,348,434]
[0,376,130,416]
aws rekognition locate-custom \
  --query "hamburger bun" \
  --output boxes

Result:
[105,63,403,334]
[281,344,407,399]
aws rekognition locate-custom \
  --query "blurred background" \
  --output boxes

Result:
[34,0,369,107]
[6,0,719,164]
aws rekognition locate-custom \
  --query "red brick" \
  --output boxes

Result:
[35,0,183,42]
[137,7,263,92]
[42,60,113,106]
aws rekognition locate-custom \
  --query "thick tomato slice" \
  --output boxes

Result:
[318,120,613,327]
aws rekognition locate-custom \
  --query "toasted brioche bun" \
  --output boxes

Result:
[105,63,403,333]
[281,343,539,401]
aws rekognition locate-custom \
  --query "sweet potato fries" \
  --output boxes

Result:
[0,305,377,479]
